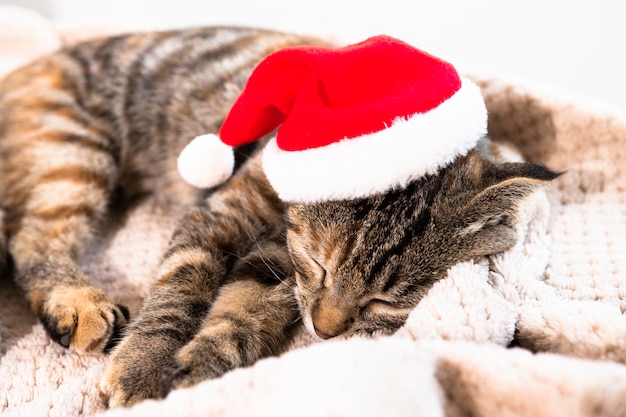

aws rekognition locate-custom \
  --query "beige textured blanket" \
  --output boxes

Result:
[1,6,625,417]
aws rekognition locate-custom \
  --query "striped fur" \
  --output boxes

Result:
[0,27,320,355]
[0,27,558,408]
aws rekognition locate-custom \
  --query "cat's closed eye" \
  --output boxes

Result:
[292,255,328,289]
[362,298,413,315]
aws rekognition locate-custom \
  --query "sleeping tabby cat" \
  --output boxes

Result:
[0,26,558,407]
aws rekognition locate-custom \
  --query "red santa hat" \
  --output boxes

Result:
[177,35,487,203]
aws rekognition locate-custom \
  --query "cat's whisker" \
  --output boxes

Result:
[220,247,295,290]
[244,227,290,285]
[288,315,302,327]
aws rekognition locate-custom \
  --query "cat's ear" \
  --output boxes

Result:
[454,161,561,257]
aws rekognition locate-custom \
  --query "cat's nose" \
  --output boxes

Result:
[311,303,353,339]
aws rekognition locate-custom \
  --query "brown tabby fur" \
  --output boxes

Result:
[0,26,558,407]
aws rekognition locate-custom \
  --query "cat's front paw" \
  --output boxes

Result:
[159,336,227,396]
[100,351,149,408]
[159,360,193,397]
[41,286,129,354]
[100,331,178,408]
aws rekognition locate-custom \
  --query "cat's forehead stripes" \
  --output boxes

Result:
[336,177,438,285]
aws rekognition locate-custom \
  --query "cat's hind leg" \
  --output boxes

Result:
[0,60,128,354]
[4,142,130,354]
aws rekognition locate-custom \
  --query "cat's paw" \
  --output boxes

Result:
[100,351,149,408]
[100,332,176,408]
[41,286,129,354]
[159,360,193,397]
[160,337,225,396]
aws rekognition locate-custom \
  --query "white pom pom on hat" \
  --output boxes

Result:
[177,35,487,202]
[177,134,234,189]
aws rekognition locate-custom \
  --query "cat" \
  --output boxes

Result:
[0,26,558,407]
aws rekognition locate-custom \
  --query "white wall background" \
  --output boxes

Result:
[1,0,625,108]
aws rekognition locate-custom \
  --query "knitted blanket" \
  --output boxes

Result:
[1,6,625,417]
